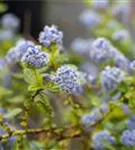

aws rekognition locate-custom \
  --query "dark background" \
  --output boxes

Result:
[2,0,86,47]
[4,0,44,38]
[3,0,134,47]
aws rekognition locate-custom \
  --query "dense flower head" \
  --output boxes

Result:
[1,13,20,31]
[92,37,111,50]
[81,105,109,130]
[101,66,125,91]
[55,65,80,93]
[81,113,99,129]
[39,25,63,48]
[71,38,92,55]
[21,45,50,68]
[112,1,130,23]
[5,47,19,64]
[0,30,15,42]
[90,37,130,69]
[130,60,135,71]
[92,130,115,150]
[112,29,130,41]
[82,62,98,83]
[79,10,101,28]
[121,129,135,146]
[90,37,113,63]
[5,39,35,65]
[100,103,109,114]
[92,0,109,10]
[0,58,6,70]
[15,39,35,59]
[113,51,129,71]
[128,116,135,130]
[121,104,131,115]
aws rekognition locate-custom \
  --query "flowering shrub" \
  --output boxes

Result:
[0,0,135,149]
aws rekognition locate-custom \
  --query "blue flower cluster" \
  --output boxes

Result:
[55,65,80,93]
[120,129,135,147]
[71,38,92,55]
[112,1,130,23]
[121,104,131,115]
[130,60,135,71]
[79,10,101,28]
[92,0,109,10]
[90,37,129,70]
[81,104,109,130]
[1,13,20,31]
[92,130,115,150]
[0,59,6,70]
[5,39,34,65]
[101,66,125,91]
[0,30,15,42]
[90,37,113,63]
[15,39,35,59]
[128,116,135,130]
[21,45,49,68]
[39,25,63,48]
[112,29,130,41]
[114,51,129,71]
[100,103,109,114]
[81,113,99,130]
[5,47,18,65]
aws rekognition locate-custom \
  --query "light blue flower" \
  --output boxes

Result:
[112,1,130,23]
[92,0,109,10]
[112,29,130,41]
[81,105,109,130]
[0,59,6,70]
[71,38,92,55]
[39,25,63,48]
[100,103,109,114]
[5,47,19,64]
[121,129,135,146]
[113,51,129,71]
[0,30,15,42]
[1,13,20,31]
[101,66,125,91]
[15,39,35,59]
[81,113,98,129]
[21,45,49,68]
[90,37,129,70]
[130,60,135,71]
[92,130,115,150]
[79,10,101,28]
[121,104,131,115]
[55,65,80,93]
[90,37,113,63]
[128,116,135,130]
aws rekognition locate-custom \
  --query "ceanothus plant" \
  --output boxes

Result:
[0,0,135,149]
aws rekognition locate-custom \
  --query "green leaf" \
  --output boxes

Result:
[0,3,8,13]
[102,140,115,150]
[6,95,24,104]
[11,73,23,79]
[34,93,53,117]
[4,108,22,119]
[28,84,42,92]
[23,68,37,84]
[44,82,60,92]
[0,86,12,99]
[24,99,33,109]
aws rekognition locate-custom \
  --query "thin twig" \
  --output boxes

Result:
[0,125,81,142]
